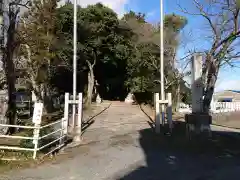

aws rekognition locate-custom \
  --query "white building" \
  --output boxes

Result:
[213,90,240,102]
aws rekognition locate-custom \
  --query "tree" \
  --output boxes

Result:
[122,12,160,93]
[180,0,240,113]
[122,11,187,108]
[163,14,188,110]
[79,3,121,105]
[56,3,133,104]
[55,4,188,106]
[1,0,30,133]
[122,10,146,23]
[18,0,58,113]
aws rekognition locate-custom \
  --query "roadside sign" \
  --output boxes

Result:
[32,103,43,125]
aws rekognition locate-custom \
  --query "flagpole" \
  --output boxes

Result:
[160,0,165,127]
[72,0,77,139]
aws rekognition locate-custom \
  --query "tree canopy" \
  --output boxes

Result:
[2,0,190,128]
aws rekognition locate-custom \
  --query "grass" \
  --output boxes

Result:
[0,151,59,174]
[0,111,63,173]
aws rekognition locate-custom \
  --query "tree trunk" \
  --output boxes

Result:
[2,8,19,134]
[5,63,16,134]
[25,44,53,113]
[203,58,219,114]
[43,84,54,113]
[31,80,53,114]
[176,80,180,112]
[86,64,95,107]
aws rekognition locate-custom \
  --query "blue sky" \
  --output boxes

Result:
[123,0,240,92]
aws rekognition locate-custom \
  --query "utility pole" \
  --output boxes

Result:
[72,0,77,139]
[160,0,165,126]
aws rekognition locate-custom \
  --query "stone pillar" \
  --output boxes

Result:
[185,54,212,139]
[191,54,203,113]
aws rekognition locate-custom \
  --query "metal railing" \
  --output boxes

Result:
[0,117,68,159]
[0,92,83,160]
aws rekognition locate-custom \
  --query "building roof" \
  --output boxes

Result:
[230,90,240,93]
[214,90,240,101]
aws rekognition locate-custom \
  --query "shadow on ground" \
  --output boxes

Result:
[117,121,240,180]
[81,103,111,134]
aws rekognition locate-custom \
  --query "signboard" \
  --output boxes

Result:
[32,102,43,125]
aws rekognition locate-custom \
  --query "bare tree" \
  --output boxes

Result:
[179,0,240,113]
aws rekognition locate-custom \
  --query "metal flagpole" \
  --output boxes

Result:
[160,0,165,126]
[72,0,77,135]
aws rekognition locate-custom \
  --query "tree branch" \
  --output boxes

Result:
[9,0,30,9]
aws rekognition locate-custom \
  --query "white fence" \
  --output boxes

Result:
[178,102,240,114]
[0,92,83,160]
[0,117,67,159]
[154,93,173,133]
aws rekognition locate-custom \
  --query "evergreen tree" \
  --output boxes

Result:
[18,0,58,112]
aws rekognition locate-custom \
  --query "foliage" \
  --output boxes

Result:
[19,0,58,82]
[122,10,146,23]
[19,125,54,151]
[19,121,55,153]
[55,3,133,100]
[123,11,188,107]
[14,1,189,108]
[17,0,59,112]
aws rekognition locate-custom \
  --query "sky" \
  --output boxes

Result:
[60,0,240,92]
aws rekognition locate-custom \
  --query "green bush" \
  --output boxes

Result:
[19,115,57,153]
[19,126,54,151]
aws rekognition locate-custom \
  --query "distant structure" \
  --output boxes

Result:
[213,90,240,102]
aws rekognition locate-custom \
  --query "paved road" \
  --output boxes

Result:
[1,102,240,180]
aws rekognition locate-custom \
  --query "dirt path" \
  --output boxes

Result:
[1,102,152,180]
[81,102,152,144]
[1,102,240,180]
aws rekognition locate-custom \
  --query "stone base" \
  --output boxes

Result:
[185,113,212,139]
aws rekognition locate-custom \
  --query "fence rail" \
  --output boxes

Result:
[178,102,240,114]
[0,92,83,160]
[0,117,67,159]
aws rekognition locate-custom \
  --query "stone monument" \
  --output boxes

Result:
[185,54,212,139]
[96,94,102,104]
[125,93,134,104]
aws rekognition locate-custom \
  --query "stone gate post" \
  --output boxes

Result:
[185,54,212,139]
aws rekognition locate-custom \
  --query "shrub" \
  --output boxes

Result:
[19,114,59,154]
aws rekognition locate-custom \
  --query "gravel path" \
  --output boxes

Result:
[1,102,240,180]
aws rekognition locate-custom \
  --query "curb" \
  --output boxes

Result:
[211,124,240,140]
